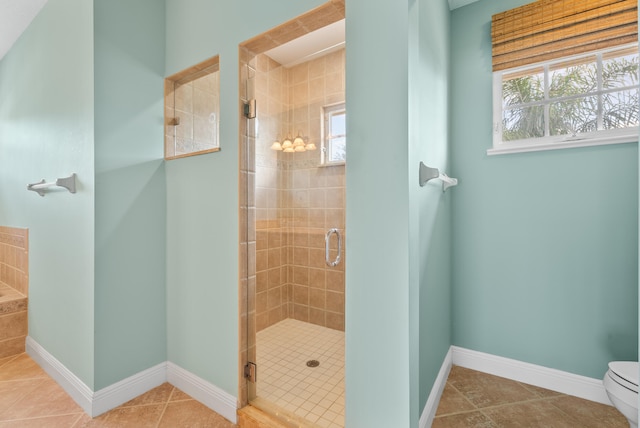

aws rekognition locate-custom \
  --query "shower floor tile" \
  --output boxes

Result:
[255,318,345,428]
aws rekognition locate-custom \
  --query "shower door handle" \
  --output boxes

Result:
[325,228,342,267]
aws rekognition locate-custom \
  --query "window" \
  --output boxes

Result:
[489,0,638,155]
[491,45,639,155]
[322,103,346,164]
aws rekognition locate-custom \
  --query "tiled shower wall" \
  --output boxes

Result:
[0,227,28,296]
[255,54,291,331]
[255,49,346,333]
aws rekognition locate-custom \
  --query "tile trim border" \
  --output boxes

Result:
[26,336,238,423]
[419,347,452,428]
[167,362,237,423]
[450,346,611,405]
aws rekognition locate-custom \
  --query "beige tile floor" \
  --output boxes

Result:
[433,365,628,427]
[0,352,629,427]
[0,353,236,427]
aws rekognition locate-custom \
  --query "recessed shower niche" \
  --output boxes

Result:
[164,55,220,159]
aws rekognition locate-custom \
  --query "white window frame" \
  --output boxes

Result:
[321,102,346,165]
[489,44,639,156]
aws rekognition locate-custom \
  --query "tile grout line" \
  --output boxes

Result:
[69,412,85,427]
[0,354,21,370]
[436,381,480,417]
[544,395,594,424]
[153,385,176,428]
[0,376,49,422]
[435,394,579,419]
[256,318,344,426]
[0,357,237,427]
[0,411,85,424]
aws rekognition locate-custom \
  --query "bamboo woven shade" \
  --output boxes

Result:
[492,0,638,71]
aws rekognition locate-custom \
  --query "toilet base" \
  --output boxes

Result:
[604,369,638,428]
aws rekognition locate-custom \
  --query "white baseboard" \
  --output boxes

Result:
[419,347,453,428]
[26,336,94,415]
[26,336,238,423]
[167,362,237,423]
[419,346,614,427]
[451,346,611,405]
[92,362,167,416]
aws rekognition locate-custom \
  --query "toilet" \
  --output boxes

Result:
[603,361,638,428]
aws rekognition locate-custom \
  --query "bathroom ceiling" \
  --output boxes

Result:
[448,0,480,9]
[0,0,478,64]
[263,0,478,68]
[264,19,345,69]
[0,0,48,61]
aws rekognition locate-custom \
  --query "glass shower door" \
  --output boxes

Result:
[241,45,347,427]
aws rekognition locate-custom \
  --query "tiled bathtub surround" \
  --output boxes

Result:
[0,284,27,358]
[0,226,28,358]
[0,226,28,296]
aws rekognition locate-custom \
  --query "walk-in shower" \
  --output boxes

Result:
[239,4,346,426]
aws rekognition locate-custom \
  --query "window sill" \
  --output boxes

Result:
[319,161,346,167]
[165,147,221,161]
[487,133,638,156]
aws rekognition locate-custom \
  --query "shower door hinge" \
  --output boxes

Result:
[244,362,257,383]
[243,99,257,119]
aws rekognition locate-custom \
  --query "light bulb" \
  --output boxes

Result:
[270,141,283,151]
[283,147,295,153]
[282,138,293,149]
[294,145,306,152]
[293,134,305,147]
[305,143,316,150]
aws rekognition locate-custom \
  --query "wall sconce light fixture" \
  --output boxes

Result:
[271,132,316,153]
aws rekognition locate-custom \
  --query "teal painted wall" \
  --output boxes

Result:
[93,0,167,390]
[346,0,414,425]
[164,0,326,397]
[451,0,639,378]
[0,0,96,387]
[411,0,452,413]
[5,0,630,421]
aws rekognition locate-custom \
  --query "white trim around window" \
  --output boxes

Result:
[321,102,346,165]
[489,44,639,156]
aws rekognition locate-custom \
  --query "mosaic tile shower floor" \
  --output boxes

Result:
[254,319,345,428]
